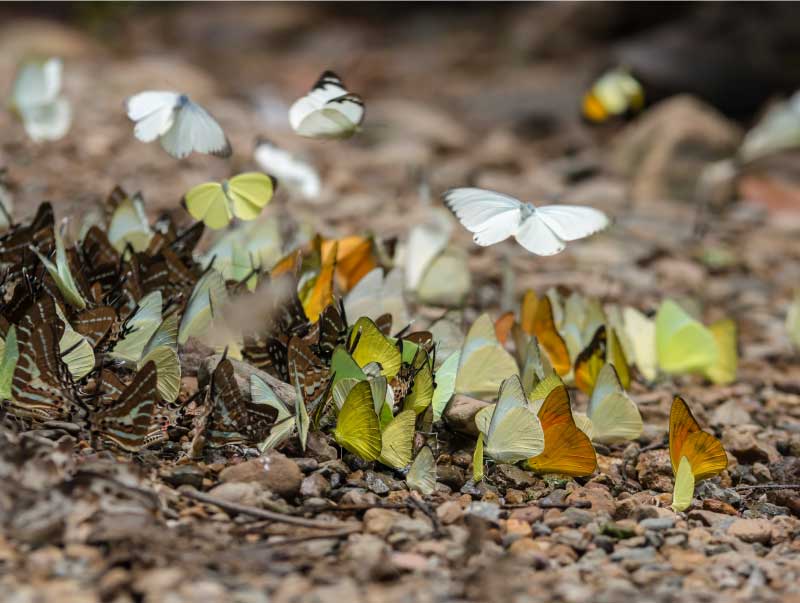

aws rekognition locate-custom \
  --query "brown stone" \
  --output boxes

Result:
[218,452,302,499]
[566,484,616,515]
[727,518,772,544]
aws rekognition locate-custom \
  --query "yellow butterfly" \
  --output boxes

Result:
[574,363,642,444]
[526,385,596,477]
[348,316,402,380]
[378,409,416,469]
[333,380,382,461]
[455,313,519,399]
[407,446,437,495]
[669,396,728,512]
[184,172,274,230]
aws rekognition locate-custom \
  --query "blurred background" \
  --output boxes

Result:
[2,2,800,312]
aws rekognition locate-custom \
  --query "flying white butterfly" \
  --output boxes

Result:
[254,138,321,200]
[125,91,231,159]
[11,57,72,142]
[443,187,609,256]
[289,71,364,139]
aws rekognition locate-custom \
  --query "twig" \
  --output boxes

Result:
[408,495,444,537]
[735,484,800,492]
[302,502,411,513]
[502,499,591,510]
[259,528,359,548]
[179,487,359,530]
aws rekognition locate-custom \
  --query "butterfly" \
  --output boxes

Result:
[33,228,88,310]
[431,350,459,422]
[106,188,153,253]
[9,297,72,421]
[300,240,337,322]
[621,306,658,381]
[474,375,545,464]
[254,138,321,200]
[287,336,330,418]
[92,361,160,452]
[178,269,227,345]
[443,188,609,256]
[348,316,402,380]
[289,71,364,139]
[455,313,518,399]
[582,68,645,124]
[250,373,297,452]
[10,57,71,142]
[378,409,416,469]
[526,294,571,377]
[573,325,631,394]
[405,209,453,291]
[574,363,642,444]
[400,347,435,415]
[321,236,377,293]
[333,379,382,461]
[655,299,737,384]
[344,267,408,331]
[125,91,231,158]
[669,396,728,512]
[184,173,275,230]
[406,446,437,495]
[0,202,55,265]
[526,385,597,477]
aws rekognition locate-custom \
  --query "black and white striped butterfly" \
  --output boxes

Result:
[125,91,231,159]
[289,71,364,139]
[443,188,609,256]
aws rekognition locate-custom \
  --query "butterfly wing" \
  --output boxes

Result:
[139,345,181,403]
[622,307,657,381]
[20,97,72,142]
[254,140,321,200]
[348,316,402,380]
[703,319,738,385]
[379,409,416,469]
[160,99,231,158]
[682,431,727,482]
[185,182,230,230]
[455,314,519,398]
[407,446,437,495]
[656,300,718,374]
[671,455,695,512]
[333,380,382,461]
[227,172,275,222]
[526,386,597,476]
[443,188,522,246]
[532,297,571,376]
[535,204,609,241]
[431,351,459,422]
[668,396,703,474]
[126,91,179,142]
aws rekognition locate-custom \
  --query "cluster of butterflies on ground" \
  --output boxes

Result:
[3,58,741,511]
[0,190,733,509]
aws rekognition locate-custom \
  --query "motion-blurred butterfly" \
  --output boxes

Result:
[444,188,609,256]
[582,68,645,124]
[10,57,71,142]
[289,71,364,139]
[125,91,231,158]
[254,138,321,200]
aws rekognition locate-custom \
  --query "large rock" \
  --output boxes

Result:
[611,95,742,202]
[218,452,302,499]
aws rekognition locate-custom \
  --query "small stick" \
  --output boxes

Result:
[179,487,359,530]
[503,499,591,510]
[259,528,359,548]
[303,502,411,513]
[735,484,800,491]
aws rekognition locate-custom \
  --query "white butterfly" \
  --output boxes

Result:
[289,71,364,139]
[253,138,321,200]
[443,187,609,256]
[11,57,72,142]
[125,91,231,159]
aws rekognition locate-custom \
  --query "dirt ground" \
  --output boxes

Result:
[1,4,799,603]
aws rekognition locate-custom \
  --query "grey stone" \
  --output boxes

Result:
[640,517,675,532]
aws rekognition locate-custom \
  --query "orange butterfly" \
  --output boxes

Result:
[526,385,597,477]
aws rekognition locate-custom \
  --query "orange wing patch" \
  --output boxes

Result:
[532,296,570,376]
[669,396,726,480]
[526,385,597,477]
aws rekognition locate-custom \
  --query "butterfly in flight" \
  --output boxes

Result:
[125,91,231,159]
[443,188,609,256]
[289,71,364,139]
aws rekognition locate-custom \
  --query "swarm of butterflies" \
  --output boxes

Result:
[1,57,741,511]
